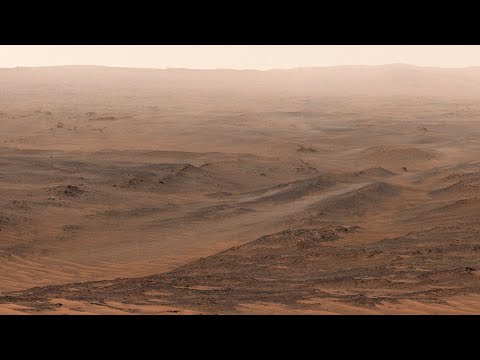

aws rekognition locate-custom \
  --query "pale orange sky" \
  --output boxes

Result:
[1,46,480,69]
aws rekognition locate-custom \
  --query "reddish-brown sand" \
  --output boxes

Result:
[1,65,480,314]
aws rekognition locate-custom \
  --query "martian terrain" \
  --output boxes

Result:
[1,64,480,314]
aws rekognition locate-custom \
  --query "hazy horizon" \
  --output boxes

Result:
[4,63,480,71]
[2,46,480,70]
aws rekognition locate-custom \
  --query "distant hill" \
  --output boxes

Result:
[3,64,480,98]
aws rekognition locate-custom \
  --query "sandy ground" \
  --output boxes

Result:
[1,65,480,314]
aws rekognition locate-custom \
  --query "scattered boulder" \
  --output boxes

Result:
[62,185,85,197]
[206,191,233,198]
[0,213,10,227]
[334,225,362,233]
[128,177,142,185]
[89,116,117,121]
[417,126,429,132]
[295,160,318,175]
[297,146,318,153]
[9,200,31,211]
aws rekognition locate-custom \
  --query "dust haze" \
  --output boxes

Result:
[1,64,480,314]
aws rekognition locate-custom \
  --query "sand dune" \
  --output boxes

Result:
[430,180,480,198]
[306,182,401,217]
[3,223,480,314]
[353,167,396,178]
[361,145,438,164]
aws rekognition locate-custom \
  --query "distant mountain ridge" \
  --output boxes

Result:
[3,64,480,98]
